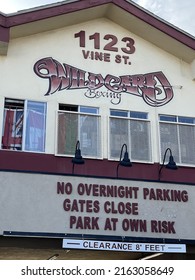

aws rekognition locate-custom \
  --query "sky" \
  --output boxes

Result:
[0,0,194,37]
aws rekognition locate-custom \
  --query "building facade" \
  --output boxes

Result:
[0,0,195,260]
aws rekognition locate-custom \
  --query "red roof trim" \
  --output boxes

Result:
[0,26,9,43]
[4,0,107,26]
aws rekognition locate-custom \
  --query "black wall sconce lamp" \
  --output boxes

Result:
[72,140,85,174]
[158,148,178,180]
[116,143,132,178]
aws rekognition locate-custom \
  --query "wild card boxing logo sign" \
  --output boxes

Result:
[34,57,174,106]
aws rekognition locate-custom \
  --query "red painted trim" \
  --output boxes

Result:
[0,13,6,26]
[0,26,9,43]
[5,0,108,26]
[0,0,194,49]
[1,150,195,184]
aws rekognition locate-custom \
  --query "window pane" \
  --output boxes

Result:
[110,110,128,117]
[160,123,179,163]
[130,120,151,161]
[80,114,101,157]
[80,106,98,114]
[57,112,78,155]
[25,101,46,152]
[179,125,195,164]
[57,110,101,158]
[59,104,78,112]
[159,115,177,122]
[110,117,128,158]
[130,111,148,119]
[2,99,24,150]
[178,116,195,124]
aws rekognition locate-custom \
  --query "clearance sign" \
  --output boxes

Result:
[0,171,193,243]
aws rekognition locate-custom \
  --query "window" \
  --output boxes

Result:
[25,101,47,152]
[2,98,47,152]
[159,114,195,165]
[57,105,101,158]
[109,110,151,162]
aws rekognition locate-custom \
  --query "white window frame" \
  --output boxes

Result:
[108,110,152,163]
[56,105,102,159]
[2,98,47,153]
[159,114,195,166]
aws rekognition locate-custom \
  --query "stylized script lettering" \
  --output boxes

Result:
[34,57,174,106]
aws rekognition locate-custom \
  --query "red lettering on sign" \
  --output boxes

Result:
[34,57,174,107]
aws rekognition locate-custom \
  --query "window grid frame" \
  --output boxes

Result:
[109,110,152,163]
[2,98,47,153]
[56,108,102,159]
[159,114,195,166]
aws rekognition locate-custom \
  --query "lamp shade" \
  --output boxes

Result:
[166,155,178,170]
[72,148,84,164]
[116,144,132,177]
[120,151,132,167]
[72,140,85,165]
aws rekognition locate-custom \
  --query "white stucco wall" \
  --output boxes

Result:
[0,18,194,162]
